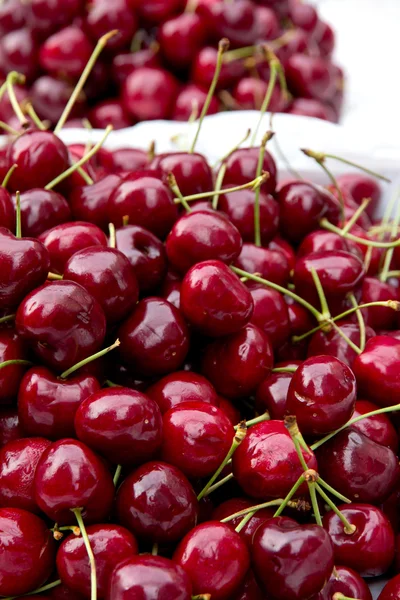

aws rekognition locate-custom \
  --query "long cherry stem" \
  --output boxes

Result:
[113,465,122,487]
[204,472,234,496]
[15,191,21,238]
[6,72,28,127]
[0,314,15,324]
[60,338,120,379]
[310,266,331,321]
[212,163,227,210]
[273,474,306,517]
[0,359,33,371]
[315,482,355,534]
[167,173,191,213]
[341,198,371,235]
[251,51,279,145]
[1,164,17,189]
[301,149,391,183]
[348,293,366,352]
[331,321,361,355]
[24,102,46,130]
[321,218,400,248]
[174,174,267,205]
[72,508,97,600]
[254,131,274,247]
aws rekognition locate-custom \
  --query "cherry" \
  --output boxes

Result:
[286,54,337,101]
[235,244,291,287]
[233,420,317,498]
[112,48,161,86]
[118,297,189,376]
[252,516,334,600]
[311,565,372,600]
[0,408,23,448]
[107,554,192,600]
[105,148,150,173]
[254,0,290,17]
[0,27,39,81]
[287,355,357,435]
[233,77,289,112]
[287,97,337,121]
[116,460,199,543]
[0,0,27,35]
[202,323,273,398]
[16,280,106,372]
[255,362,300,419]
[180,260,253,336]
[0,187,15,231]
[0,327,30,403]
[34,438,114,524]
[232,570,264,600]
[69,175,121,231]
[0,507,54,597]
[360,277,398,330]
[0,437,51,514]
[174,521,249,599]
[323,503,395,576]
[47,583,86,600]
[316,429,399,504]
[89,99,132,130]
[85,0,138,51]
[199,0,258,49]
[313,19,335,57]
[275,27,309,63]
[223,147,277,195]
[278,181,341,243]
[158,12,207,69]
[146,370,218,414]
[122,67,179,121]
[254,5,280,39]
[39,25,94,79]
[350,399,399,453]
[219,188,279,244]
[307,320,375,366]
[250,286,291,348]
[17,188,71,237]
[297,229,363,259]
[151,152,213,197]
[173,83,219,120]
[161,401,234,478]
[212,497,274,548]
[109,174,178,238]
[352,336,400,407]
[269,234,297,268]
[30,75,86,125]
[18,366,100,439]
[289,1,318,32]
[132,0,184,23]
[0,228,50,311]
[191,45,246,90]
[337,172,381,217]
[39,221,108,274]
[57,524,138,599]
[29,0,84,35]
[378,575,400,600]
[75,387,163,466]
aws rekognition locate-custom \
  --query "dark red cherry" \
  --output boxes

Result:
[132,0,184,23]
[278,181,340,243]
[317,429,399,504]
[69,175,121,231]
[323,503,395,576]
[212,497,274,548]
[252,517,334,600]
[250,286,290,349]
[223,147,277,196]
[75,387,163,466]
[85,0,137,51]
[109,175,178,238]
[173,83,219,120]
[39,221,108,275]
[192,45,246,90]
[202,323,273,399]
[30,75,86,125]
[275,27,309,62]
[0,228,50,311]
[0,0,27,34]
[122,67,179,121]
[219,188,279,244]
[29,0,83,36]
[378,574,400,600]
[161,401,234,478]
[0,327,30,403]
[233,420,317,498]
[0,188,15,231]
[57,524,138,599]
[104,148,150,173]
[0,507,54,597]
[232,570,264,600]
[351,399,399,453]
[180,260,253,336]
[47,582,85,600]
[337,172,381,218]
[18,366,100,439]
[360,277,398,330]
[158,12,206,69]
[233,77,289,112]
[107,554,192,600]
[34,438,114,524]
[198,0,257,48]
[297,229,363,259]
[311,564,372,600]
[287,97,337,121]
[235,244,291,287]
[146,370,218,414]
[16,280,106,372]
[117,461,198,543]
[39,25,93,79]
[7,130,69,193]
[307,320,375,367]
[0,408,22,448]
[17,188,71,237]
[153,153,212,196]
[269,236,296,269]
[313,19,335,56]
[255,362,300,419]
[286,54,337,101]
[64,247,139,324]
[89,100,131,130]
[286,355,356,435]
[118,297,189,376]
[352,336,400,407]
[0,437,51,513]
[254,4,280,39]
[112,48,161,86]
[0,28,38,82]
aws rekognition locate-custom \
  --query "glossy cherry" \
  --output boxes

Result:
[255,362,300,419]
[85,0,137,51]
[30,75,86,125]
[0,188,15,231]
[198,0,258,48]
[173,83,219,120]
[285,54,337,101]
[311,565,372,600]
[158,12,207,69]
[89,99,132,130]
[0,327,30,403]
[212,497,274,548]
[236,244,291,288]
[297,229,363,259]
[307,320,375,366]
[360,276,398,330]
[0,408,22,448]
[151,152,213,197]
[112,48,161,86]
[350,399,399,453]
[233,77,289,112]
[17,188,71,237]
[39,25,93,79]
[146,370,218,414]
[191,45,246,91]
[122,67,179,121]
[222,147,276,195]
[378,575,400,600]
[287,97,337,121]
[252,516,334,600]
[337,172,381,217]
[69,175,121,231]
[250,286,291,348]
[0,27,38,82]
[116,460,199,544]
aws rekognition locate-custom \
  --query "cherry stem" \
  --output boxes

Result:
[190,38,229,154]
[254,131,274,247]
[348,293,366,352]
[310,266,331,321]
[105,379,120,387]
[251,50,280,146]
[212,163,227,210]
[2,579,62,600]
[113,464,122,487]
[317,477,352,504]
[213,128,251,168]
[192,595,211,600]
[0,121,19,135]
[54,30,118,133]
[383,270,400,278]
[380,188,400,282]
[24,102,46,130]
[60,338,120,379]
[15,191,21,238]
[151,542,159,556]
[378,186,399,240]
[221,498,292,523]
[45,125,113,190]
[234,412,270,430]
[304,152,345,223]
[6,72,28,127]
[108,223,116,248]
[315,150,391,183]
[231,266,323,322]
[272,366,298,373]
[341,198,371,235]
[0,359,33,371]
[204,472,234,496]
[47,272,63,280]
[224,45,258,61]
[315,482,356,534]
[72,508,97,600]
[197,421,246,501]
[175,174,267,205]
[167,173,191,213]
[320,218,400,248]
[273,473,306,518]
[311,403,400,451]
[331,321,362,355]
[332,594,359,600]
[1,164,17,189]
[0,314,15,324]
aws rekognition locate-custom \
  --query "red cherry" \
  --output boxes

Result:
[107,555,192,600]
[0,188,14,231]
[323,503,395,576]
[34,438,114,524]
[250,286,291,348]
[286,54,337,101]
[378,574,400,600]
[235,244,291,287]
[85,0,138,51]
[57,524,138,598]
[336,172,381,217]
[173,83,219,120]
[255,362,300,419]
[198,0,257,49]
[69,175,121,231]
[18,366,100,439]
[287,97,337,122]
[313,20,335,57]
[0,28,38,82]
[0,507,54,597]
[351,399,399,453]
[0,0,27,35]
[233,77,289,112]
[233,420,317,498]
[132,0,184,24]
[89,100,132,130]
[122,67,179,120]
[151,152,213,197]
[17,188,71,237]
[212,497,274,548]
[0,327,30,403]
[158,12,207,69]
[254,5,280,39]
[307,320,376,367]
[311,564,372,600]
[297,229,363,259]
[223,147,277,195]
[30,75,86,125]
[146,370,218,413]
[360,276,398,330]
[289,1,318,32]
[39,25,94,79]
[269,236,296,270]
[252,517,334,600]
[116,461,199,543]
[192,45,246,90]
[112,48,161,86]
[29,0,83,36]
[0,408,23,448]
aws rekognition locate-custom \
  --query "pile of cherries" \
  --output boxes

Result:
[0,0,344,129]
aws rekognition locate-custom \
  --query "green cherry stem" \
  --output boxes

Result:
[192,594,211,600]
[167,173,191,213]
[1,164,18,189]
[0,314,15,324]
[221,499,291,523]
[310,266,331,321]
[331,321,362,355]
[15,191,21,238]
[377,186,399,240]
[251,51,279,145]
[213,128,251,169]
[2,579,62,600]
[317,477,352,504]
[190,38,229,154]
[47,272,63,280]
[332,594,360,600]
[108,223,116,248]
[204,472,234,496]
[320,218,400,248]
[348,293,366,352]
[24,102,46,130]
[151,542,159,556]
[45,125,113,190]
[234,412,270,430]
[212,162,227,210]
[0,121,19,135]
[272,366,298,373]
[174,174,267,205]
[273,473,306,518]
[54,30,118,133]
[0,359,33,371]
[382,270,400,278]
[300,149,391,183]
[315,482,356,534]
[72,508,97,600]
[60,338,120,379]
[113,465,122,487]
[254,131,274,247]
[6,71,28,127]
[197,421,247,501]
[341,198,371,235]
